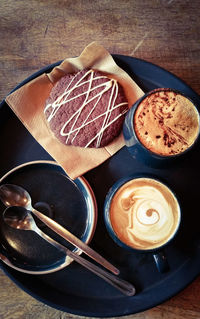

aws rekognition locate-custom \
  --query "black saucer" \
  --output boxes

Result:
[0,161,97,273]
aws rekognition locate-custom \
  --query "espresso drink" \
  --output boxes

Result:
[134,89,199,156]
[109,178,180,250]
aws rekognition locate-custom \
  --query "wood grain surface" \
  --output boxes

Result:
[0,0,200,318]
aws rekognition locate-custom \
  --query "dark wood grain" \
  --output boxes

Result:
[1,0,200,318]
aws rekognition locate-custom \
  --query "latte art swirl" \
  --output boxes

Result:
[110,178,180,250]
[137,206,160,225]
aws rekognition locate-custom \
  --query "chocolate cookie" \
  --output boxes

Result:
[44,69,128,148]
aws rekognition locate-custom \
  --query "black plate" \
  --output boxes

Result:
[0,55,200,317]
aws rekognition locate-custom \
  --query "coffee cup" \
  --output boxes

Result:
[123,88,200,167]
[104,175,181,272]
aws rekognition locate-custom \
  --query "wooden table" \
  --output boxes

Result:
[0,0,200,318]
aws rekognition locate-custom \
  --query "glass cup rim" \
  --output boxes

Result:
[104,174,182,253]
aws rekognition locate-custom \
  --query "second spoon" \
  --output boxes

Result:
[2,206,136,296]
[0,183,119,275]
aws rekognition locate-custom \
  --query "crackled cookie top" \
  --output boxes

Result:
[44,69,128,148]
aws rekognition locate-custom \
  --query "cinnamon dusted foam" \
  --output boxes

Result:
[134,89,199,156]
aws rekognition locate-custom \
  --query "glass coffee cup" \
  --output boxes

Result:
[123,88,200,167]
[104,175,181,272]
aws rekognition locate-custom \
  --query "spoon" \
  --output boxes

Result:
[0,183,118,275]
[2,206,136,296]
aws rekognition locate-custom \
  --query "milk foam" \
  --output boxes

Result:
[134,90,199,156]
[110,178,180,250]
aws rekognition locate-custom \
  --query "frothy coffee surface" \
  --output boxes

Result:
[134,90,199,156]
[110,178,180,250]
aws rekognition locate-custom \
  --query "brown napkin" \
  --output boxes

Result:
[6,42,144,179]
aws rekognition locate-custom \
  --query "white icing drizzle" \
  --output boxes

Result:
[44,70,128,147]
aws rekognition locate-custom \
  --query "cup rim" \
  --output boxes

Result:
[104,174,181,253]
[125,87,200,159]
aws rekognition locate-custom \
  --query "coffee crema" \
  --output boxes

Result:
[134,90,199,156]
[109,178,180,250]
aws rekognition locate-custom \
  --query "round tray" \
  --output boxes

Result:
[0,55,200,317]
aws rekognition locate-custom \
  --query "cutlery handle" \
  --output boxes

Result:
[36,228,135,296]
[32,208,119,275]
[67,248,136,296]
[0,240,135,296]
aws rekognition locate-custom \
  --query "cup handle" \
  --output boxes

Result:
[153,251,169,273]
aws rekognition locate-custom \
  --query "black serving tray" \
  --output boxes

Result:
[0,55,200,317]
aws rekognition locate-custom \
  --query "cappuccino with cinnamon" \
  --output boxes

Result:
[109,178,180,250]
[134,89,199,156]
